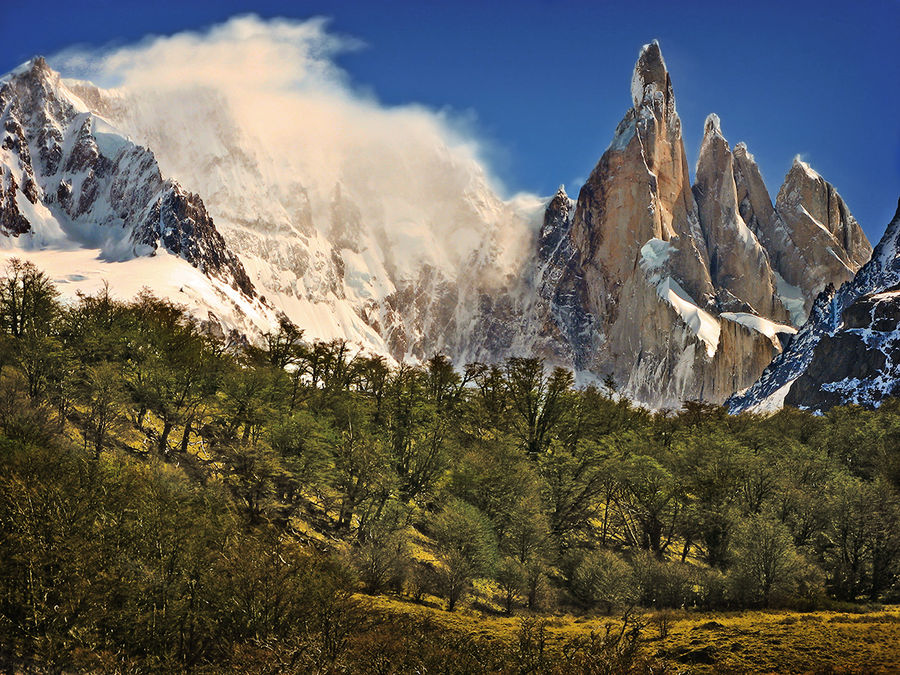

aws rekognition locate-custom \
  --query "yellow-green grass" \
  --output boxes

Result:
[359,595,900,673]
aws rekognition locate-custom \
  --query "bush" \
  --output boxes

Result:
[430,499,498,610]
[570,549,638,613]
[630,551,694,608]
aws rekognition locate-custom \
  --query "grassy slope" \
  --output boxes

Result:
[362,595,900,673]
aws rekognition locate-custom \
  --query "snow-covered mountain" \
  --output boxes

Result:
[64,59,558,364]
[0,57,275,336]
[0,44,876,408]
[730,199,900,413]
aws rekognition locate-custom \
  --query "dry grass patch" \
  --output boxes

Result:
[358,596,900,673]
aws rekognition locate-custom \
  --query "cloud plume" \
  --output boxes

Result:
[54,15,542,278]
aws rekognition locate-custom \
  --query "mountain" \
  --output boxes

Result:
[730,199,900,412]
[0,44,873,408]
[0,57,275,337]
[64,63,562,365]
[532,42,869,407]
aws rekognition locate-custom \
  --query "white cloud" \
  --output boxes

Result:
[53,15,541,278]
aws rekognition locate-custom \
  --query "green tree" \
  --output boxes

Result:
[76,361,128,457]
[431,499,498,610]
[729,514,812,607]
[504,358,572,457]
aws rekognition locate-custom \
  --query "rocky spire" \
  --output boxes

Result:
[539,185,572,259]
[569,40,711,310]
[732,142,779,244]
[771,157,872,313]
[630,40,675,114]
[693,114,789,320]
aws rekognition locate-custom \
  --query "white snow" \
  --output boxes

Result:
[703,113,722,137]
[10,192,68,246]
[656,277,720,357]
[609,118,637,152]
[793,157,821,181]
[640,237,672,269]
[774,271,807,326]
[869,289,900,301]
[800,204,834,237]
[639,238,672,284]
[720,312,797,339]
[90,117,130,159]
[747,380,795,414]
[0,247,277,337]
[733,142,755,162]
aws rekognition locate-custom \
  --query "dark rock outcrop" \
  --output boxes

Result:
[732,199,900,412]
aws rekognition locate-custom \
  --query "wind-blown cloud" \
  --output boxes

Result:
[54,15,542,278]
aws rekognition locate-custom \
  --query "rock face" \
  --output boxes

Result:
[731,200,900,412]
[0,45,875,409]
[769,159,871,314]
[535,42,820,407]
[0,57,253,295]
[693,114,788,321]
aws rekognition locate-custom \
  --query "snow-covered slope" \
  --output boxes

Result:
[730,199,900,412]
[0,57,273,335]
[0,246,274,339]
[66,66,550,363]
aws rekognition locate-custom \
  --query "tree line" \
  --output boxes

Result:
[0,258,898,672]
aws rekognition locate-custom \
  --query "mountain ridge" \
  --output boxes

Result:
[0,45,877,409]
[730,198,900,412]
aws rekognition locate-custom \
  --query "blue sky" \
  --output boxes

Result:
[1,0,897,242]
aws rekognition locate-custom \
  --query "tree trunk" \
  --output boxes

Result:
[180,416,193,454]
[159,419,173,453]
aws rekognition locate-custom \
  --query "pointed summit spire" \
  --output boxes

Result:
[787,155,824,183]
[703,113,723,138]
[25,55,56,83]
[630,40,671,108]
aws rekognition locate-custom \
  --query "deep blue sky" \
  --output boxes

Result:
[1,0,897,242]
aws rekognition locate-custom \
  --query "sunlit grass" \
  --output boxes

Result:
[359,594,900,673]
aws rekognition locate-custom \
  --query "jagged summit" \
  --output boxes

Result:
[630,40,671,108]
[693,114,789,321]
[790,155,819,177]
[702,113,723,138]
[774,154,871,298]
[538,45,871,407]
[733,141,754,161]
[28,55,49,72]
[1,56,47,82]
[0,54,258,300]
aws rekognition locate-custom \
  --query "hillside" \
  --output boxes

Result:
[1,259,899,672]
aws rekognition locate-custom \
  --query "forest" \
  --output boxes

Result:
[1,258,899,673]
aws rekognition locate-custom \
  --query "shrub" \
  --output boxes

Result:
[630,551,694,608]
[570,549,638,613]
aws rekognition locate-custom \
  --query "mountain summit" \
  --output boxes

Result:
[533,41,870,406]
[0,43,875,408]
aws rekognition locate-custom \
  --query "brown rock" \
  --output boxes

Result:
[693,114,789,321]
[772,159,872,313]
